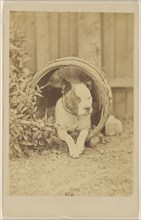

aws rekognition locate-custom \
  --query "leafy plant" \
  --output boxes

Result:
[9,23,58,159]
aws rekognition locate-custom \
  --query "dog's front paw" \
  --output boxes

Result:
[77,145,85,155]
[69,150,80,159]
[70,153,80,159]
[69,146,80,159]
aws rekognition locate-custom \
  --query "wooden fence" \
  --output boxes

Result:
[10,12,134,119]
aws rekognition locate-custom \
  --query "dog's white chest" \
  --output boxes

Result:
[55,81,92,158]
[55,98,91,131]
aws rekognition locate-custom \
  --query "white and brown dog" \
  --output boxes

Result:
[55,79,93,158]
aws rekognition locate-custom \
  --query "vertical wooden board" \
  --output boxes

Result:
[35,13,50,72]
[111,89,116,115]
[114,14,130,119]
[101,13,116,78]
[127,14,134,78]
[24,12,36,73]
[125,15,134,119]
[10,11,16,25]
[68,13,78,56]
[59,13,69,57]
[11,12,25,30]
[127,90,133,119]
[114,89,127,119]
[49,12,59,60]
[77,12,101,67]
[115,13,128,78]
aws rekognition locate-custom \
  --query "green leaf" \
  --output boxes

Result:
[13,126,21,135]
[46,138,53,145]
[33,130,42,140]
[36,85,41,93]
[35,92,43,97]
[22,107,28,112]
[17,104,24,112]
[19,120,31,125]
[14,144,22,154]
[16,114,24,119]
[9,82,17,88]
[10,124,15,129]
[46,127,54,132]
[33,106,37,113]
[19,125,24,132]
[21,141,33,146]
[23,135,28,141]
[10,42,20,51]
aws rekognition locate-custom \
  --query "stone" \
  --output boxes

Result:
[88,136,100,148]
[105,115,123,136]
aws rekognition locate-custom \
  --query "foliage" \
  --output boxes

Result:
[9,23,58,159]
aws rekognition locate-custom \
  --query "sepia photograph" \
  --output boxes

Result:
[9,11,134,197]
[2,1,139,219]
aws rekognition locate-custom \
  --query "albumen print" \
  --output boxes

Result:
[9,11,134,196]
[3,1,139,219]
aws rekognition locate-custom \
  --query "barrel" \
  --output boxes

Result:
[30,57,112,141]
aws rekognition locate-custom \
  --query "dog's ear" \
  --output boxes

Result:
[61,79,72,94]
[85,80,93,90]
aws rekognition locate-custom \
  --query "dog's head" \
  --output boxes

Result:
[61,79,93,116]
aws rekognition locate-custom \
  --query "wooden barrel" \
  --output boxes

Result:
[31,57,112,141]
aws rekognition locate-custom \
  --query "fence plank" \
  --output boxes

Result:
[35,13,50,72]
[59,13,69,57]
[24,12,36,73]
[77,13,101,67]
[10,11,16,25]
[68,13,78,56]
[111,89,116,115]
[11,11,25,27]
[114,14,128,119]
[127,90,133,119]
[114,89,127,119]
[127,14,134,77]
[101,13,116,115]
[10,12,134,119]
[109,77,133,88]
[101,13,116,78]
[126,15,134,119]
[115,14,128,77]
[114,91,127,121]
[49,12,59,60]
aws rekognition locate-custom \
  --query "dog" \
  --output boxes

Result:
[55,79,93,158]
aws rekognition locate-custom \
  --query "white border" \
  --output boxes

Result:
[0,0,3,219]
[2,1,140,219]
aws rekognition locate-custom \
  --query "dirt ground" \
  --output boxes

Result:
[9,120,133,196]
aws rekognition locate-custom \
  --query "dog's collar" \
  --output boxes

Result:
[62,96,91,118]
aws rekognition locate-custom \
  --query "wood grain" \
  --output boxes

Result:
[24,12,36,73]
[10,12,134,119]
[59,13,69,57]
[49,13,59,60]
[101,13,116,78]
[77,13,101,67]
[68,13,78,57]
[35,13,50,71]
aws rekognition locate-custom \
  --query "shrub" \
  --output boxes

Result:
[9,23,58,159]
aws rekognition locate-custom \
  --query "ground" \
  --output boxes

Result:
[9,120,133,196]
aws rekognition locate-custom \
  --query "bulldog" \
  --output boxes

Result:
[55,79,93,158]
